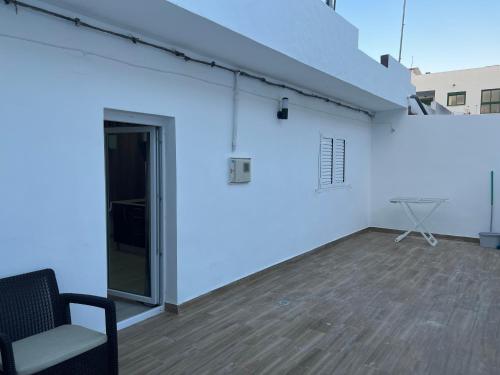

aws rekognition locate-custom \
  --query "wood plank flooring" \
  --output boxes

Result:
[119,232,500,374]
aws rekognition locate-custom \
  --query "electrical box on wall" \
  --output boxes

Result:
[229,158,251,184]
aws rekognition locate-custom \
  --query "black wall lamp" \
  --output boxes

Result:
[277,97,289,120]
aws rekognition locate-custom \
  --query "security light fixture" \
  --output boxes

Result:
[277,97,289,120]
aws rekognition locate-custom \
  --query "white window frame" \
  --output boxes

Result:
[317,133,350,192]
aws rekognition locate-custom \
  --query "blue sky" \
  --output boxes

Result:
[336,0,500,72]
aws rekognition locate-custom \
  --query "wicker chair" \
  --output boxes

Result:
[0,269,118,375]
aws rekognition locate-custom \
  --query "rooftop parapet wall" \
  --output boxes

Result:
[169,0,360,70]
[169,0,415,108]
[36,0,413,111]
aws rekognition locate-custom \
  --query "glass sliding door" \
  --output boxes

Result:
[105,125,159,305]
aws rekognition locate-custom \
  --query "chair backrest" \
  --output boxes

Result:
[0,269,65,341]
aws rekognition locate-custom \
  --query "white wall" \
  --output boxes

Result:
[167,0,414,108]
[412,66,500,115]
[372,110,500,238]
[0,2,373,329]
[39,0,414,111]
[169,0,360,69]
[177,78,372,303]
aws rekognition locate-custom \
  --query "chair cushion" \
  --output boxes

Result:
[0,324,107,375]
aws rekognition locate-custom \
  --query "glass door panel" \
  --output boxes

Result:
[105,126,158,304]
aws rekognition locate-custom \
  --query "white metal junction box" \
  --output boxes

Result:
[229,158,251,183]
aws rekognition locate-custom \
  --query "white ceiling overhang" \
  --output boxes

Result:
[38,0,406,113]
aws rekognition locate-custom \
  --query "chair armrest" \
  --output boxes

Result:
[60,294,118,375]
[60,293,117,337]
[60,293,115,313]
[0,332,16,375]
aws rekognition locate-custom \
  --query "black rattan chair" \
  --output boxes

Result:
[0,269,117,375]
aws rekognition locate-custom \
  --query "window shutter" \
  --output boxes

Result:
[334,139,346,184]
[320,137,334,187]
[319,136,346,188]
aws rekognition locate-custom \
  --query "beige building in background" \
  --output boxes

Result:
[412,65,500,115]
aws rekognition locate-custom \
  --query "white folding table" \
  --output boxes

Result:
[390,197,448,247]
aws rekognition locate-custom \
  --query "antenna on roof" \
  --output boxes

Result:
[398,0,407,63]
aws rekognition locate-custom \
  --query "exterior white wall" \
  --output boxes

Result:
[0,3,372,330]
[412,66,500,115]
[169,0,360,68]
[372,111,500,238]
[39,0,414,111]
[178,79,372,303]
[167,0,415,108]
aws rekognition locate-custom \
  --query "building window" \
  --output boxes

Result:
[319,136,346,188]
[481,89,500,114]
[447,92,466,106]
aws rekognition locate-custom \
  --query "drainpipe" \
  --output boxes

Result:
[231,72,240,152]
[410,94,428,115]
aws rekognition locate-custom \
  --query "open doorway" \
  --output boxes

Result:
[104,121,161,323]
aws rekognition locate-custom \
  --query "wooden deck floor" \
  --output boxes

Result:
[118,231,500,374]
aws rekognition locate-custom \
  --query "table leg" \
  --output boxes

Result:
[395,201,442,247]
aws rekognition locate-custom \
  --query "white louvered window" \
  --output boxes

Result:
[319,136,346,188]
[334,138,346,184]
[320,137,334,187]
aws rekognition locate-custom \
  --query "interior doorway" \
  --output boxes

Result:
[104,121,161,322]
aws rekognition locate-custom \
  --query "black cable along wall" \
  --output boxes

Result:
[3,0,374,117]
